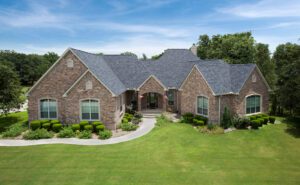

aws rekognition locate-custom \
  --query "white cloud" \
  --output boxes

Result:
[218,0,300,18]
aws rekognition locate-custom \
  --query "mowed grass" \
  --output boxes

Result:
[0,116,299,185]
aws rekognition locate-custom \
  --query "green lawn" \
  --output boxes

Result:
[0,116,299,185]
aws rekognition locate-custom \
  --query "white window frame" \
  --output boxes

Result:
[39,98,58,120]
[245,94,262,115]
[196,95,209,117]
[67,59,74,68]
[80,99,100,121]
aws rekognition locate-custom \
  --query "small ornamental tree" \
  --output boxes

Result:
[221,107,232,129]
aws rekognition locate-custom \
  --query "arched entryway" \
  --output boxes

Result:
[141,92,163,110]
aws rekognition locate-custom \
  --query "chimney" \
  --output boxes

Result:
[190,44,197,56]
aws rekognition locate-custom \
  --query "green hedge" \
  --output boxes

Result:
[96,125,105,132]
[92,121,103,131]
[98,129,112,139]
[84,125,93,131]
[122,118,129,124]
[58,127,75,138]
[42,123,51,130]
[262,117,269,124]
[269,116,276,124]
[71,124,80,131]
[52,123,63,132]
[78,130,92,139]
[30,120,41,130]
[251,120,260,129]
[23,129,53,140]
[182,113,194,123]
[79,121,89,130]
[193,119,204,126]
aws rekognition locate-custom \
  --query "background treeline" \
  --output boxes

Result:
[0,51,59,86]
[196,32,300,117]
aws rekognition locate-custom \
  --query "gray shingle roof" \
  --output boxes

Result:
[70,48,256,96]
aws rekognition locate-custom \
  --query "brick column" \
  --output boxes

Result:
[137,91,141,112]
[163,91,167,112]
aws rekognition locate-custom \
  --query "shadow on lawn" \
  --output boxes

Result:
[284,117,300,138]
[0,116,20,133]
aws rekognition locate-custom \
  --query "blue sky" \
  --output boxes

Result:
[0,0,299,57]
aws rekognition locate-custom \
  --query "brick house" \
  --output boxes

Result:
[27,47,271,129]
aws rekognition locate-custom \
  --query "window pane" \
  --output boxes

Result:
[203,109,208,116]
[91,113,99,120]
[246,95,261,114]
[168,91,174,105]
[203,98,208,109]
[81,100,90,119]
[40,100,49,118]
[48,100,57,118]
[82,113,90,120]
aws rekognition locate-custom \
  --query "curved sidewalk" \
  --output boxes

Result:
[0,118,155,146]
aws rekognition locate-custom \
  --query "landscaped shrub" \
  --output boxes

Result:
[95,125,105,132]
[182,112,194,123]
[198,124,224,134]
[40,120,50,125]
[221,107,232,129]
[98,129,112,139]
[30,120,41,130]
[120,122,138,131]
[1,124,25,138]
[79,121,89,130]
[251,120,260,129]
[134,112,143,119]
[193,119,204,126]
[131,117,141,125]
[257,119,264,126]
[52,123,63,132]
[269,116,276,124]
[78,130,92,139]
[260,113,268,117]
[194,115,208,125]
[122,118,129,124]
[249,116,256,121]
[71,124,80,131]
[262,117,269,124]
[50,119,60,126]
[124,113,134,122]
[23,128,53,140]
[92,121,103,131]
[42,123,51,130]
[84,125,93,131]
[58,127,75,138]
[233,116,250,129]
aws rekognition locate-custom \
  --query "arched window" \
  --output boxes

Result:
[40,99,57,119]
[85,80,92,90]
[197,96,208,116]
[246,95,261,114]
[81,99,99,120]
[67,59,74,68]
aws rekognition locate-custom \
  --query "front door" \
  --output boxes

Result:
[147,93,158,109]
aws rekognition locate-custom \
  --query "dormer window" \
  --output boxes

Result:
[252,74,256,83]
[67,59,74,68]
[85,80,92,90]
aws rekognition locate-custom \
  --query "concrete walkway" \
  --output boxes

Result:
[0,118,156,146]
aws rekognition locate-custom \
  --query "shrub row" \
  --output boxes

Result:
[182,113,208,126]
[119,112,141,131]
[248,114,276,129]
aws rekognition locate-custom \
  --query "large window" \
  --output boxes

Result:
[81,99,99,120]
[40,99,57,119]
[167,90,174,106]
[246,95,261,114]
[197,96,208,116]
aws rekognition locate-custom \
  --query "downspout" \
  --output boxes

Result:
[218,95,221,124]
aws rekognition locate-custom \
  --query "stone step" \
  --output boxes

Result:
[143,114,161,118]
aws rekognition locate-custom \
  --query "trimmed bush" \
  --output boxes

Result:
[122,118,129,124]
[262,117,269,124]
[134,112,143,119]
[251,120,260,129]
[124,113,134,122]
[84,125,93,131]
[257,119,264,127]
[58,127,75,138]
[120,122,138,131]
[194,115,208,125]
[42,123,51,130]
[92,121,103,131]
[78,130,92,139]
[193,119,204,126]
[52,123,63,132]
[30,120,41,130]
[50,119,60,125]
[98,129,112,139]
[233,116,250,129]
[249,116,256,121]
[23,129,53,140]
[269,116,276,124]
[79,121,89,130]
[182,112,194,123]
[260,113,268,117]
[95,125,105,132]
[40,120,50,125]
[71,124,80,131]
[132,117,140,125]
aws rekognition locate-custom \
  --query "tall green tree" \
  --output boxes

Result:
[197,32,255,64]
[0,63,22,115]
[272,43,300,116]
[254,43,276,88]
